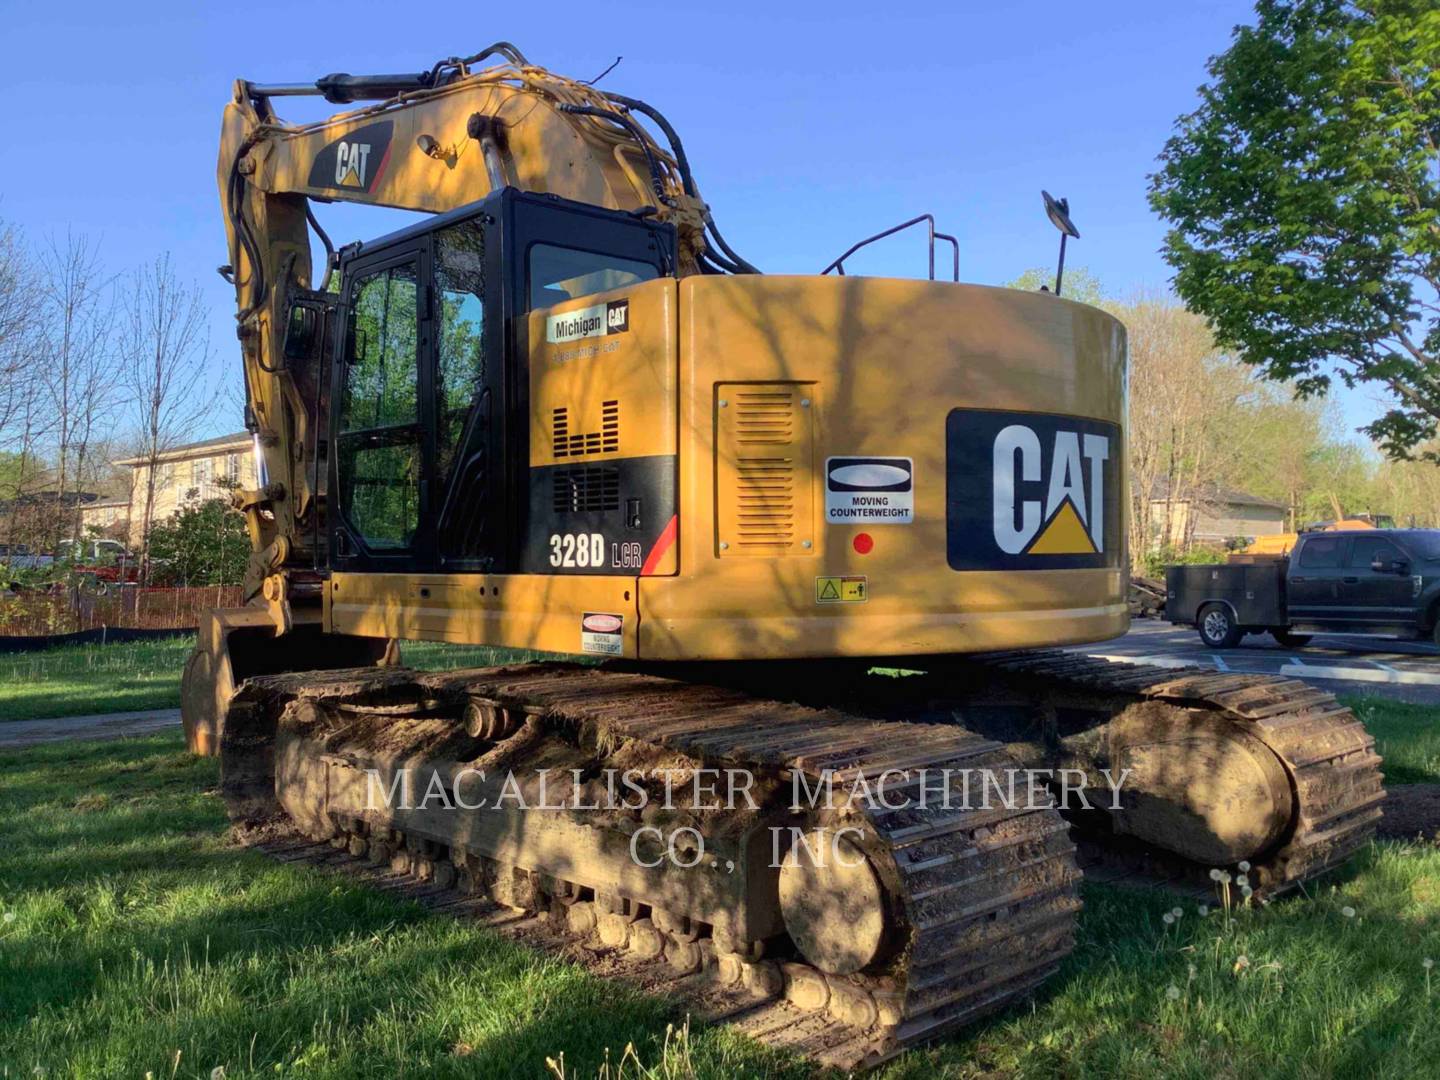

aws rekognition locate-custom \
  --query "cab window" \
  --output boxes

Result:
[336,262,421,550]
[435,221,487,485]
[1298,536,1344,568]
[1348,536,1402,569]
[528,244,658,310]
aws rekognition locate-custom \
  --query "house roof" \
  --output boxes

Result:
[82,496,130,510]
[0,490,102,510]
[1148,478,1286,512]
[114,431,250,467]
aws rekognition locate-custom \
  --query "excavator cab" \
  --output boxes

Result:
[321,189,677,577]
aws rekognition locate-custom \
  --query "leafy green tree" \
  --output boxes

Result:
[1150,0,1440,459]
[146,498,247,586]
[1005,267,1107,306]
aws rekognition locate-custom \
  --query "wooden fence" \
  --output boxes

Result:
[0,584,242,636]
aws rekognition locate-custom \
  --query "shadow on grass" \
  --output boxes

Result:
[0,733,807,1080]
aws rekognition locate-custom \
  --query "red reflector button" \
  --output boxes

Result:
[853,533,874,555]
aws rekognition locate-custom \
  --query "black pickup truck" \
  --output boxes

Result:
[1166,528,1440,648]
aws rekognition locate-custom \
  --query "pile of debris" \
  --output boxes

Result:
[1129,576,1166,618]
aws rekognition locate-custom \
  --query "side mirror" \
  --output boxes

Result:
[283,302,323,361]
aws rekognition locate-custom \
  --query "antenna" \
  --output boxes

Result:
[1042,191,1080,297]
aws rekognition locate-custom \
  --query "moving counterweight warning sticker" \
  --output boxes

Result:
[825,457,913,525]
[580,612,624,656]
[946,409,1121,571]
[816,576,867,603]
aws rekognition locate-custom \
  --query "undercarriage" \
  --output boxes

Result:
[203,651,1383,1069]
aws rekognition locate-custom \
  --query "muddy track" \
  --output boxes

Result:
[969,651,1386,893]
[218,651,1381,1067]
[221,664,1082,1070]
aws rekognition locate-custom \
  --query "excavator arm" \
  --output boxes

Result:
[216,43,736,596]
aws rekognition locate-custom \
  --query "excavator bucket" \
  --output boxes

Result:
[180,606,395,756]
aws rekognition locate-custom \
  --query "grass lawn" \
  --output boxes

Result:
[0,639,557,723]
[0,637,197,721]
[1,696,1440,1075]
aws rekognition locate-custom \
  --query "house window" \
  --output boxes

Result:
[157,463,175,488]
[225,452,240,483]
[193,458,212,487]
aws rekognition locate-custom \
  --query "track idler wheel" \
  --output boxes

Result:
[777,827,893,976]
[1101,702,1295,865]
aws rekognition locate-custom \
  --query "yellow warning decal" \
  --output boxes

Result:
[816,576,868,603]
[1024,497,1098,556]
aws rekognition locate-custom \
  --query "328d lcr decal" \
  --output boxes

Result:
[946,409,1120,571]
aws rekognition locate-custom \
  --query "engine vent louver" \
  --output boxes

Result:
[553,401,620,458]
[716,385,814,556]
[553,467,620,514]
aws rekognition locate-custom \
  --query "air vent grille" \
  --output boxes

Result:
[552,401,620,458]
[716,384,813,557]
[735,457,795,548]
[553,467,620,513]
[734,390,795,446]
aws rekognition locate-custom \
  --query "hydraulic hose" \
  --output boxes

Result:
[555,103,672,208]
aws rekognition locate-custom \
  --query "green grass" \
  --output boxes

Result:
[1349,697,1440,785]
[0,639,561,723]
[0,637,197,721]
[0,736,797,1079]
[5,737,1440,1077]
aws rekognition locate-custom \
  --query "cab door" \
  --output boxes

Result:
[1342,534,1416,626]
[329,245,433,571]
[1287,534,1350,622]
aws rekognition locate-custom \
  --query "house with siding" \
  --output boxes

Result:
[113,432,256,546]
[1148,479,1287,548]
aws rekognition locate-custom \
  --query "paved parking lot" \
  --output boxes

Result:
[1068,620,1440,704]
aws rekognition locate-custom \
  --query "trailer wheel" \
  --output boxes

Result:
[1271,630,1312,648]
[1198,603,1243,648]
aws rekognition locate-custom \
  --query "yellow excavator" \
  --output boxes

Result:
[185,44,1383,1067]
[1240,494,1396,557]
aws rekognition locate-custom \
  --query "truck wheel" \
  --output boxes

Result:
[1198,603,1243,648]
[1271,630,1312,648]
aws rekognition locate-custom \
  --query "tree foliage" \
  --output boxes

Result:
[145,497,247,586]
[1005,266,1107,306]
[1150,0,1440,459]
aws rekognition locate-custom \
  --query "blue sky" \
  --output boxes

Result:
[0,0,1391,443]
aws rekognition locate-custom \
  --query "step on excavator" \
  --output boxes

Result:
[187,43,1384,1068]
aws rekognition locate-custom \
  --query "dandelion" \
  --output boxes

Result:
[1341,905,1356,919]
[2,911,14,924]
[211,1069,225,1080]
[1171,907,1184,920]
[1238,860,1251,872]
[1236,873,1249,888]
[1209,868,1223,881]
[1166,984,1181,1001]
[1241,885,1254,900]
[1163,912,1175,926]
[1233,955,1250,975]
[1197,904,1209,917]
